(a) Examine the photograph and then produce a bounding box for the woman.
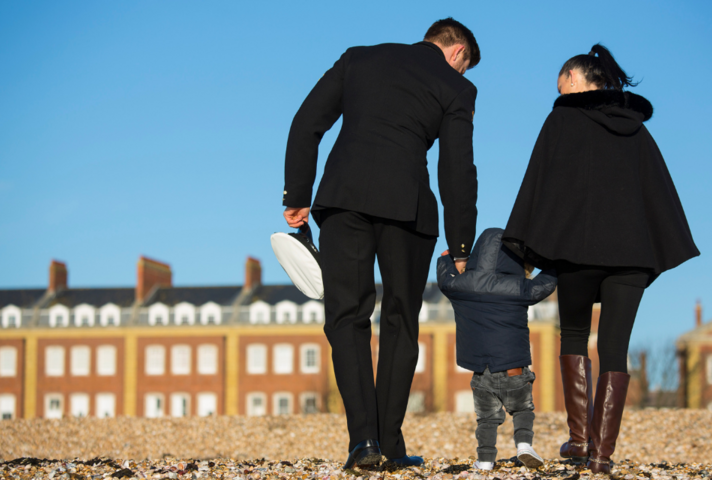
[503,44,699,474]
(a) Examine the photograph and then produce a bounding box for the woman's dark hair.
[559,44,638,90]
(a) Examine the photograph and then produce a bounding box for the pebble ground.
[1,410,710,479]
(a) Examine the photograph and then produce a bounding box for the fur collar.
[554,90,653,121]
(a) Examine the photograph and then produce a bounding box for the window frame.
[0,346,17,377]
[246,344,267,375]
[197,344,218,375]
[196,392,217,417]
[144,393,165,418]
[96,345,117,376]
[170,344,192,375]
[272,392,293,415]
[415,342,426,373]
[44,393,64,419]
[273,343,294,374]
[299,392,319,414]
[145,345,166,376]
[170,392,191,418]
[95,393,116,418]
[73,303,96,328]
[70,393,90,418]
[174,302,196,326]
[70,345,91,376]
[148,303,170,326]
[299,343,320,374]
[246,392,267,416]
[45,346,65,377]
[0,394,16,420]
[99,303,121,327]
[1,305,22,328]
[48,304,70,328]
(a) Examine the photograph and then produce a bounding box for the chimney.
[695,300,702,328]
[245,257,262,290]
[49,260,68,293]
[136,256,172,303]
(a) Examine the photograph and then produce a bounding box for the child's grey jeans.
[470,366,536,462]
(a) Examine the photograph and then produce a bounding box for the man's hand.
[441,249,467,275]
[284,207,310,228]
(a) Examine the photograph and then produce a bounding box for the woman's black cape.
[503,90,699,275]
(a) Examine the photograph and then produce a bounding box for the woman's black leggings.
[556,263,651,374]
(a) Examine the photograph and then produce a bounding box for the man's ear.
[569,69,577,86]
[451,44,466,63]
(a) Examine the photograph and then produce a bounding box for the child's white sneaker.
[516,443,543,468]
[474,461,494,471]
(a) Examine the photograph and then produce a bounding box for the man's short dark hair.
[424,18,480,69]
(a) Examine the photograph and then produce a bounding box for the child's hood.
[469,228,526,276]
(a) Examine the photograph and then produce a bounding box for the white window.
[45,346,65,376]
[300,392,319,414]
[275,301,298,324]
[407,391,426,413]
[246,344,267,374]
[171,393,190,417]
[197,392,217,417]
[301,301,324,324]
[145,345,166,375]
[419,302,430,322]
[45,394,63,419]
[249,301,270,324]
[197,344,218,375]
[246,392,266,416]
[0,394,16,420]
[96,345,117,376]
[529,342,534,369]
[300,344,320,374]
[70,393,90,417]
[49,304,70,328]
[199,302,222,325]
[174,302,196,326]
[454,346,470,373]
[99,303,121,327]
[95,393,115,418]
[0,346,17,377]
[415,343,426,373]
[171,345,191,375]
[455,390,475,413]
[148,303,169,326]
[707,355,712,385]
[273,344,294,374]
[1,305,22,328]
[70,345,91,376]
[273,392,293,415]
[145,393,165,418]
[74,304,96,327]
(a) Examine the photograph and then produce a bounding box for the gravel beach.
[1,410,710,478]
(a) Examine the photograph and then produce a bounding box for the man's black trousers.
[317,208,437,459]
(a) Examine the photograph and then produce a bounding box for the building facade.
[677,302,712,409]
[0,257,569,420]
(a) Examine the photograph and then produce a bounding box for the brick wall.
[36,337,124,418]
[0,338,25,419]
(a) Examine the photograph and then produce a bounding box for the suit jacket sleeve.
[438,85,478,257]
[283,51,348,208]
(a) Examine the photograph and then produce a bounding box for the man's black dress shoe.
[343,439,382,469]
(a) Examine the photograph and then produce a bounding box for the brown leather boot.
[587,371,630,474]
[559,355,593,462]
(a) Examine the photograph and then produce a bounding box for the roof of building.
[145,286,243,307]
[0,289,46,309]
[247,284,313,305]
[45,288,136,308]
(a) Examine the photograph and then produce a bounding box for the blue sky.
[1,1,710,348]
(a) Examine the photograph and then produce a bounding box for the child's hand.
[441,249,466,273]
[441,250,450,256]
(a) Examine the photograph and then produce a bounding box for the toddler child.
[437,227,557,470]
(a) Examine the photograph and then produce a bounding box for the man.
[283,18,480,468]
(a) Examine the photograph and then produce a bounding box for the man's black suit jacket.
[284,41,478,257]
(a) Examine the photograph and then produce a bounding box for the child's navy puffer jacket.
[437,227,557,373]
